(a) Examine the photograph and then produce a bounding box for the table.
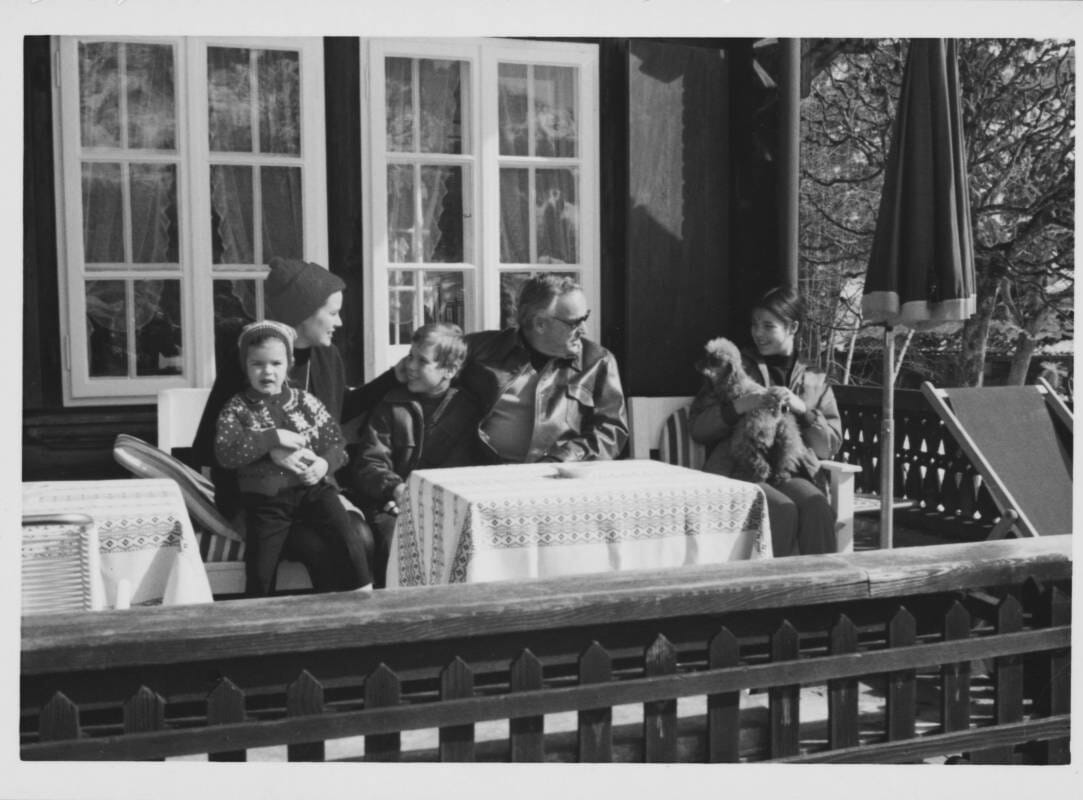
[388,459,772,587]
[22,479,213,608]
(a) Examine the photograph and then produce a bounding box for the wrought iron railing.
[834,386,1007,539]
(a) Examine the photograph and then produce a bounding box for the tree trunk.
[1006,331,1037,385]
[843,326,857,385]
[956,274,999,387]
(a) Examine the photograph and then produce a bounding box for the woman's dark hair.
[753,286,805,327]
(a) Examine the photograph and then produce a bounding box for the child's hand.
[276,430,307,450]
[297,455,328,486]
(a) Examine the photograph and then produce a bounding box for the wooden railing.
[21,537,1071,763]
[834,386,1005,539]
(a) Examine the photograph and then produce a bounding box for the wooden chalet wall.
[622,40,732,396]
[22,36,780,479]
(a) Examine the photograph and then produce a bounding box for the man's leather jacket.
[459,328,629,462]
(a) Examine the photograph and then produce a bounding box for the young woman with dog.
[689,286,842,556]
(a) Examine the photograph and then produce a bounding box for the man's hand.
[382,482,407,515]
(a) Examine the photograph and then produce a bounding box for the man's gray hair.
[515,273,582,328]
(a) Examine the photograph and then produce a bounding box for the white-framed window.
[361,38,600,374]
[53,36,327,405]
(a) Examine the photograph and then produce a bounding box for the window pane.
[82,162,124,263]
[79,41,120,148]
[499,168,529,263]
[258,49,300,155]
[126,43,176,150]
[388,270,416,345]
[534,66,577,158]
[420,165,463,263]
[85,280,128,376]
[536,168,578,264]
[387,164,416,262]
[499,272,530,330]
[211,165,254,264]
[389,269,465,343]
[261,166,303,260]
[423,270,465,328]
[419,59,464,154]
[129,163,178,263]
[498,63,528,156]
[208,47,253,152]
[134,279,182,376]
[214,279,259,330]
[386,57,414,153]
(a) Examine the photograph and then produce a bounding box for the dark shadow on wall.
[623,40,733,397]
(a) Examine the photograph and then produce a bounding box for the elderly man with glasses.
[459,273,629,464]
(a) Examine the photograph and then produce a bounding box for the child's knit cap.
[263,257,346,328]
[237,319,296,367]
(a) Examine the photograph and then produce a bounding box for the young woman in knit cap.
[214,321,371,595]
[193,257,401,594]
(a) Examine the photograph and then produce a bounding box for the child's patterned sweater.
[214,386,347,496]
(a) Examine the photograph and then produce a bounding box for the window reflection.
[85,279,183,377]
[389,270,465,344]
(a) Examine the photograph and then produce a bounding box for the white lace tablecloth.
[22,479,213,607]
[388,460,772,587]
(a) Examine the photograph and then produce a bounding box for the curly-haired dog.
[696,337,806,484]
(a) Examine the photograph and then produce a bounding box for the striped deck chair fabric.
[657,407,706,470]
[113,434,246,564]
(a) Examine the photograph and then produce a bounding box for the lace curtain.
[385,58,462,263]
[497,64,579,265]
[208,46,303,264]
[79,41,181,375]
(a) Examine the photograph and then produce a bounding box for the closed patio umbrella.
[861,38,977,547]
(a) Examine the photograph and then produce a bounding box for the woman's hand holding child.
[275,429,308,450]
[270,446,316,474]
[296,455,329,486]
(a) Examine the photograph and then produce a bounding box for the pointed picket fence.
[21,538,1071,763]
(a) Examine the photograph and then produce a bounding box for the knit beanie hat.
[263,256,346,328]
[237,319,296,368]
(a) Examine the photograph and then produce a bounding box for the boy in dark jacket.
[347,323,482,587]
[215,320,371,596]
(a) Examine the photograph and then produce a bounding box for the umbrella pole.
[880,326,895,548]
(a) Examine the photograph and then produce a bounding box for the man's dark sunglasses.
[549,309,591,329]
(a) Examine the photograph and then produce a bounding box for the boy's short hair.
[237,319,296,368]
[412,322,467,369]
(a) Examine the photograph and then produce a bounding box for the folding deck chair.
[921,378,1073,539]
